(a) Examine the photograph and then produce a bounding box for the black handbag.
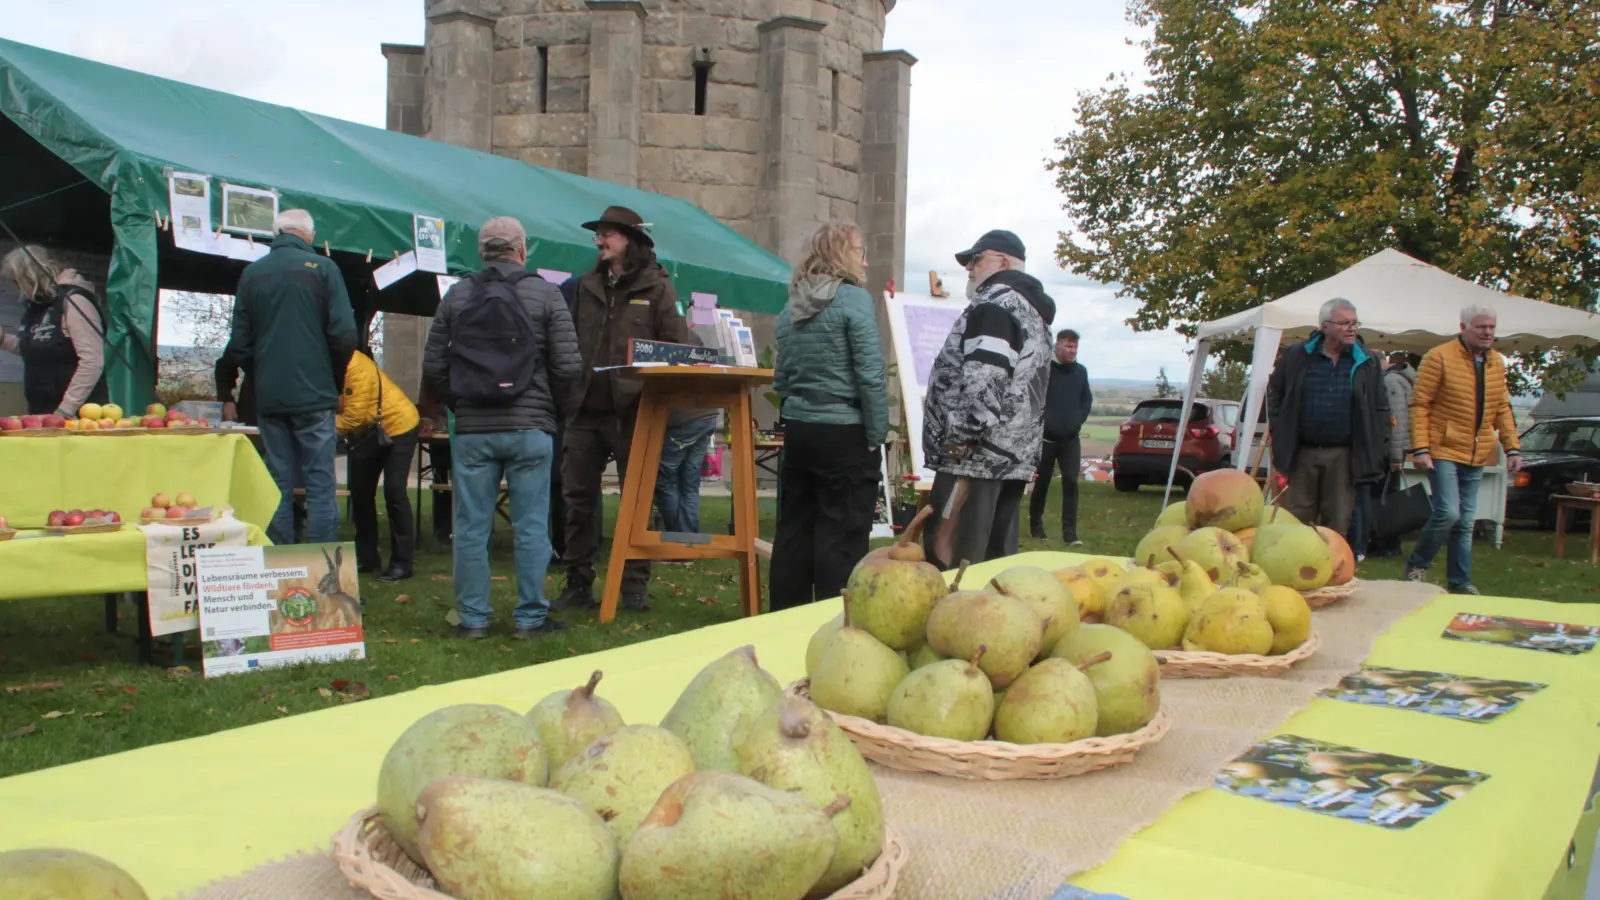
[340,365,393,460]
[1370,471,1432,541]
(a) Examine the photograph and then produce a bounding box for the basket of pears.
[333,659,908,900]
[794,509,1171,781]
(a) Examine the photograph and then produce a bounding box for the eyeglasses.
[963,252,993,272]
[1325,319,1361,329]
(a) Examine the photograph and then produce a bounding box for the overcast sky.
[0,0,1189,380]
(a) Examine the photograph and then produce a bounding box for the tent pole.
[1161,338,1211,511]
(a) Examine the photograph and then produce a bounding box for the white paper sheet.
[373,251,419,290]
[413,214,447,274]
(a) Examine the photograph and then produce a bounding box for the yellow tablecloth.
[0,433,279,600]
[0,551,1596,900]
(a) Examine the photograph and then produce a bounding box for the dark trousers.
[430,442,453,542]
[562,410,649,593]
[922,472,1025,571]
[550,417,567,560]
[1029,435,1081,540]
[348,426,418,572]
[1281,445,1355,533]
[769,421,881,611]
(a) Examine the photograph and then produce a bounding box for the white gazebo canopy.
[1162,248,1600,505]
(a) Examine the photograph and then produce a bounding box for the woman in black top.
[0,245,109,417]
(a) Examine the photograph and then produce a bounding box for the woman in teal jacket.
[769,222,890,610]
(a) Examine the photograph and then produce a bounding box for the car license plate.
[1140,439,1175,449]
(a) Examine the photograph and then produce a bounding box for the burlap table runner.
[183,580,1441,900]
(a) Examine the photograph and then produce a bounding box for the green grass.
[1,483,1593,778]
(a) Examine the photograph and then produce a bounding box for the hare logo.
[278,586,317,627]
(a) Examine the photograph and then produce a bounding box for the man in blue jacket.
[1030,329,1092,545]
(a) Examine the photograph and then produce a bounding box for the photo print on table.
[1214,733,1489,830]
[1320,666,1546,723]
[1442,613,1600,656]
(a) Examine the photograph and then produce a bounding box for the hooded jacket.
[922,270,1056,481]
[1265,333,1392,483]
[1384,363,1416,461]
[773,275,889,444]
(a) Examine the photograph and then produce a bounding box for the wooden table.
[602,366,772,623]
[1552,493,1600,565]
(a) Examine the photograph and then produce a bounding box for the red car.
[1111,398,1242,492]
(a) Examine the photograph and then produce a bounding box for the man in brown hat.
[557,206,690,612]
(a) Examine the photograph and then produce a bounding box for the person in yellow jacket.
[338,348,420,582]
[1404,305,1523,595]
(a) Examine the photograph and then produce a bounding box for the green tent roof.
[0,37,789,408]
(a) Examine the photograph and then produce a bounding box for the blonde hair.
[791,222,865,288]
[1,245,61,301]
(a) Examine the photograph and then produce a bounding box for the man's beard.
[965,274,982,301]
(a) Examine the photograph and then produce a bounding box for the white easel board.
[882,292,966,483]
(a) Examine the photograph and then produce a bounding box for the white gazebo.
[1163,248,1600,510]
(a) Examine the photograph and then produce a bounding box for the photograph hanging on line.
[1442,613,1599,656]
[221,184,279,237]
[1320,665,1546,723]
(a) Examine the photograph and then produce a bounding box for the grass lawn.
[2,482,1595,778]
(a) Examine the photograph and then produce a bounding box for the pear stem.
[901,505,935,546]
[988,577,1015,597]
[841,589,852,629]
[1166,547,1182,563]
[1075,650,1113,672]
[970,645,988,668]
[951,560,971,591]
[822,794,854,818]
[579,670,603,699]
[779,700,812,740]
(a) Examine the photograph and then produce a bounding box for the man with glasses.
[1404,304,1522,594]
[1265,297,1393,532]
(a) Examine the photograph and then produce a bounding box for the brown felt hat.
[582,205,654,248]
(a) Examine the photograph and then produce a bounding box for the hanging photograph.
[168,171,216,254]
[413,214,447,274]
[221,184,279,237]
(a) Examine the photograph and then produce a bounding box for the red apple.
[64,512,86,527]
[0,515,8,529]
[19,415,42,429]
[151,493,171,508]
[143,417,166,429]
[0,417,20,431]
[86,509,104,520]
[41,414,66,428]
[105,511,121,524]
[47,510,67,526]
[166,506,188,520]
[175,492,196,508]
[167,409,185,422]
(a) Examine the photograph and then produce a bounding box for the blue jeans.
[453,428,554,629]
[258,411,339,546]
[655,416,718,533]
[1407,460,1482,589]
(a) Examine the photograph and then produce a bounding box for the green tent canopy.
[0,37,790,410]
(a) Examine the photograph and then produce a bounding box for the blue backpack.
[449,267,540,404]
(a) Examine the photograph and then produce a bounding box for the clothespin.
[365,249,373,263]
[886,278,896,299]
[324,240,330,256]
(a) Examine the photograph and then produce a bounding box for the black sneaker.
[622,591,652,612]
[556,580,597,611]
[1029,521,1047,540]
[1403,566,1428,583]
[376,566,412,583]
[1449,584,1482,596]
[513,619,568,639]
[456,624,489,639]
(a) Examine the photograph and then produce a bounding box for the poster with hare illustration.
[194,543,365,678]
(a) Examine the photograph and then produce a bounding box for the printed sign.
[883,292,967,482]
[413,214,448,274]
[1442,613,1599,656]
[142,515,251,637]
[1320,666,1546,723]
[195,543,365,677]
[168,171,213,254]
[628,338,721,367]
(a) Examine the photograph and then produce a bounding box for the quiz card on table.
[1442,613,1599,656]
[1320,666,1546,723]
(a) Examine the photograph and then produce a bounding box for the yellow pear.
[1104,582,1189,650]
[1121,566,1178,590]
[1257,585,1312,654]
[1054,568,1105,623]
[1157,559,1216,614]
[1078,556,1132,598]
[1182,589,1273,655]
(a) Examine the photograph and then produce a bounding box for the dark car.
[1111,398,1242,492]
[1507,416,1600,529]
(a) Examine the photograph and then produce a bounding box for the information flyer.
[195,543,365,678]
[1442,613,1599,655]
[414,214,447,274]
[167,171,212,252]
[141,515,250,637]
[1320,666,1546,723]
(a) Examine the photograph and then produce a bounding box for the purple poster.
[905,306,962,389]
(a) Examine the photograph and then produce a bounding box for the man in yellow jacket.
[338,349,420,582]
[1405,305,1523,594]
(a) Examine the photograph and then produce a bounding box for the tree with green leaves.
[1051,0,1600,392]
[1153,367,1176,398]
[1199,358,1249,401]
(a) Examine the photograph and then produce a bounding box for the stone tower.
[380,0,915,398]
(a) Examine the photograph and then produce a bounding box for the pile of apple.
[143,491,202,521]
[67,402,208,431]
[46,508,123,528]
[0,413,67,431]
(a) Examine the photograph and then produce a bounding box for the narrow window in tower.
[537,45,550,113]
[829,68,840,131]
[693,48,713,116]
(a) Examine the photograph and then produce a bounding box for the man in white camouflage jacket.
[921,230,1057,569]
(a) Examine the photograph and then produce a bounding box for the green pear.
[1155,501,1188,527]
[661,646,782,771]
[990,565,1080,657]
[809,597,909,723]
[1156,556,1216,614]
[1183,588,1273,654]
[551,725,698,846]
[1220,560,1273,591]
[887,647,996,741]
[843,507,949,650]
[1174,526,1250,583]
[805,615,844,678]
[925,565,1046,690]
[1133,524,1190,568]
[1253,524,1333,590]
[736,695,886,896]
[992,654,1107,744]
[620,771,840,900]
[0,849,148,900]
[1259,505,1301,527]
[416,777,618,900]
[1051,625,1161,736]
[525,670,625,770]
[376,704,549,864]
[1103,581,1189,650]
[909,643,945,669]
[1258,585,1312,654]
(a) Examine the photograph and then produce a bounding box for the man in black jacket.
[1265,298,1392,532]
[1030,329,1092,544]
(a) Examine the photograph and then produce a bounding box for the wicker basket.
[139,513,212,526]
[1153,626,1322,679]
[0,528,16,542]
[43,522,124,535]
[0,428,69,437]
[329,806,908,900]
[1303,578,1361,609]
[788,680,1170,780]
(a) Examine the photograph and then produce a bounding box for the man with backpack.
[423,217,582,639]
